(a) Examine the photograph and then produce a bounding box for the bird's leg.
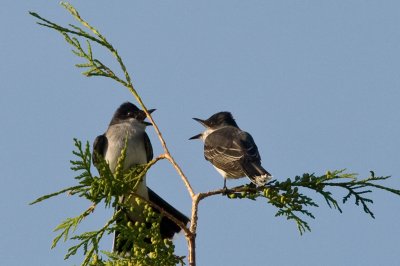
[247,182,256,189]
[222,178,230,195]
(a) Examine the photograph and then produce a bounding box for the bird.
[189,111,272,189]
[92,102,189,252]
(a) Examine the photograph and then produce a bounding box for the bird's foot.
[247,182,257,189]
[222,186,231,195]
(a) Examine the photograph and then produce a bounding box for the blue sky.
[1,1,400,265]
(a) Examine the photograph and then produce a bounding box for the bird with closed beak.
[190,111,272,189]
[93,102,189,252]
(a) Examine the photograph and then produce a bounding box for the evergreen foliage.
[30,3,400,265]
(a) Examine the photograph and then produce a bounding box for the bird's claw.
[222,186,231,195]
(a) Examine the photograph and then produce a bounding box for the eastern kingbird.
[190,111,272,188]
[93,102,189,252]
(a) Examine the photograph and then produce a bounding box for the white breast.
[105,120,149,200]
[200,128,216,141]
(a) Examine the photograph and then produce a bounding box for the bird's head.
[189,111,238,140]
[110,102,156,127]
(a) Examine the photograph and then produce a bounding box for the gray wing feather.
[143,132,153,163]
[92,134,107,167]
[237,131,271,184]
[204,127,251,176]
[237,131,261,162]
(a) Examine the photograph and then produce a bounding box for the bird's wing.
[143,132,153,163]
[92,134,108,167]
[204,127,244,175]
[236,131,261,162]
[237,131,271,185]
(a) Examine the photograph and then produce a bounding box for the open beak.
[142,109,156,126]
[190,117,206,140]
[192,117,206,126]
[189,133,202,140]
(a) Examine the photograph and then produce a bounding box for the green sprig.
[30,138,169,265]
[226,169,400,235]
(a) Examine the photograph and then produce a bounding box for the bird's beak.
[192,117,206,127]
[141,109,156,126]
[142,121,153,126]
[190,118,206,140]
[189,133,202,140]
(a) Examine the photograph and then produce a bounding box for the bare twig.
[30,5,400,266]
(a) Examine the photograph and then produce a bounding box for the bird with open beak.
[190,111,272,189]
[93,102,189,252]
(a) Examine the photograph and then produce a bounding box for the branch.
[51,204,97,250]
[193,170,400,235]
[30,2,195,199]
[30,4,400,266]
[30,185,85,205]
[64,207,119,264]
[129,192,192,237]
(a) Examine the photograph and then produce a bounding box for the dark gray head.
[189,111,238,140]
[109,102,155,126]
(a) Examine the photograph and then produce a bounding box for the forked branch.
[29,4,400,266]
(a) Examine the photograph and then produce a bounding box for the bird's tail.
[147,187,190,239]
[113,188,189,253]
[241,161,272,186]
